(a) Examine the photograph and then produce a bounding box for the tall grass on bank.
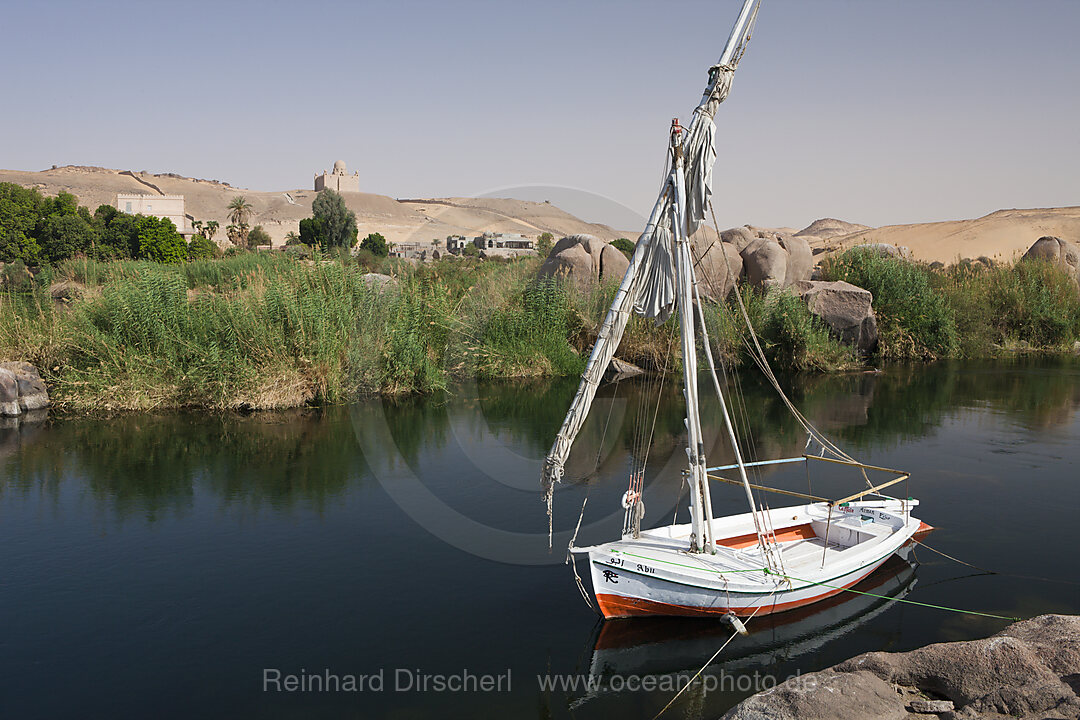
[57,261,387,409]
[821,249,958,360]
[7,247,1077,411]
[477,277,584,379]
[381,275,454,394]
[822,248,1080,360]
[935,259,1080,354]
[700,287,859,373]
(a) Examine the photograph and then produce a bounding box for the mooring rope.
[913,538,1080,588]
[764,568,1022,621]
[650,590,777,720]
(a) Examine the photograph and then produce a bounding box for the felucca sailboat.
[541,0,931,620]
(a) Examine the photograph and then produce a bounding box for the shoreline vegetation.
[2,245,1080,412]
[3,178,1079,412]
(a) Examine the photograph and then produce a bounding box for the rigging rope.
[706,200,877,492]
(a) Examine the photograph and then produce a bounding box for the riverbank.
[722,614,1080,719]
[1,250,1079,411]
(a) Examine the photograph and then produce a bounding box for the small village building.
[315,160,360,193]
[388,240,440,261]
[445,235,469,253]
[446,232,535,257]
[475,232,535,258]
[115,193,192,235]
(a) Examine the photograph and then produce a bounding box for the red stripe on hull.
[595,566,881,619]
[913,521,934,542]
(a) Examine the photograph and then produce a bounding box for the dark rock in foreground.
[722,614,1080,720]
[0,362,49,415]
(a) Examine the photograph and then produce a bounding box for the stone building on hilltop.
[314,160,360,193]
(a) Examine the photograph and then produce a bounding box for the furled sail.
[541,0,762,537]
[541,194,675,537]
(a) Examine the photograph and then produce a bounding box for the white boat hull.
[581,499,931,619]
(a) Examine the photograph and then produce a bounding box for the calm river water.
[2,359,1079,718]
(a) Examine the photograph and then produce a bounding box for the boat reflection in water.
[572,551,918,708]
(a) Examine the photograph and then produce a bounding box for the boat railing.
[700,455,911,508]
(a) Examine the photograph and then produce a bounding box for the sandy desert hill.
[819,207,1080,264]
[3,166,1076,263]
[0,166,627,247]
[795,218,872,240]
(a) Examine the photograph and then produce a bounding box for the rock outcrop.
[49,280,86,302]
[359,273,400,292]
[720,226,758,253]
[0,368,18,416]
[0,362,49,416]
[741,236,789,289]
[723,614,1080,720]
[792,280,879,354]
[796,218,873,240]
[1022,236,1080,285]
[603,357,644,384]
[537,234,629,290]
[851,243,913,260]
[739,233,813,290]
[693,239,743,301]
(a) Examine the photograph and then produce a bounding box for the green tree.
[192,219,220,242]
[462,243,480,258]
[187,234,219,260]
[227,196,253,226]
[227,196,253,246]
[284,231,302,245]
[94,205,142,259]
[36,212,97,263]
[311,189,358,249]
[536,232,554,258]
[0,183,45,264]
[358,232,388,257]
[137,217,186,263]
[611,237,635,258]
[299,217,324,247]
[248,225,271,247]
[226,222,249,247]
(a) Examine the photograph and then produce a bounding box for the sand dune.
[795,218,872,240]
[824,207,1080,264]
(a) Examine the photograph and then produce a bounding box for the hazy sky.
[3,0,1078,231]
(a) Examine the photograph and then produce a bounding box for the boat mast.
[541,0,764,548]
[672,0,763,554]
[670,121,715,553]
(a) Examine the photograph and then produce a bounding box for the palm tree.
[227,196,253,226]
[226,197,253,246]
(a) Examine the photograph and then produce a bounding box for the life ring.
[621,492,645,520]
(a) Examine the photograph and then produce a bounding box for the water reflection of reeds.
[2,358,1077,518]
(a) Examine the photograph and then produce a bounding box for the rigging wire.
[706,200,875,487]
